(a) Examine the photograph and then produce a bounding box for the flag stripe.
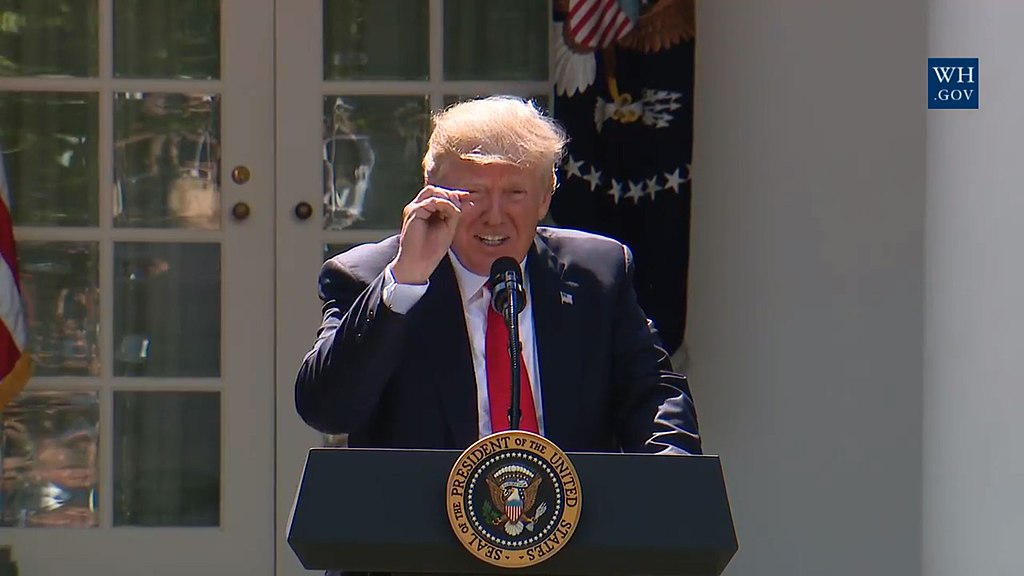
[568,0,633,49]
[613,16,633,45]
[0,313,23,370]
[598,11,630,46]
[0,257,27,347]
[0,185,19,287]
[579,0,614,47]
[0,346,31,408]
[567,0,600,29]
[1,143,31,401]
[568,0,603,44]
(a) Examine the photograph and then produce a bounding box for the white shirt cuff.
[382,262,429,314]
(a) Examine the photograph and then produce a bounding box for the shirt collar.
[448,249,528,306]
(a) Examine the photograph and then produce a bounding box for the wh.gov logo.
[929,58,978,109]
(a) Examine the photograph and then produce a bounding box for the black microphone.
[489,257,527,321]
[489,257,527,430]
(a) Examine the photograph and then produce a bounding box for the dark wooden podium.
[288,448,737,575]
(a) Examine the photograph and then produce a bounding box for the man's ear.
[537,168,557,219]
[538,189,553,220]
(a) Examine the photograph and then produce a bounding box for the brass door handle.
[231,165,251,184]
[294,202,314,221]
[231,202,251,221]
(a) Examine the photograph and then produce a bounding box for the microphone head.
[489,256,527,314]
[489,256,521,280]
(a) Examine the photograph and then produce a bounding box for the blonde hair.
[423,95,568,190]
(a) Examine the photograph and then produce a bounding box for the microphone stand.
[504,277,523,431]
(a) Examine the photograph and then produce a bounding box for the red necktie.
[485,302,539,434]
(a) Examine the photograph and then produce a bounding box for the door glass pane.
[0,0,100,77]
[1,391,100,528]
[323,0,428,80]
[113,0,220,80]
[113,391,220,527]
[444,0,547,81]
[113,92,221,229]
[0,91,99,227]
[322,95,428,230]
[113,243,220,377]
[17,242,101,377]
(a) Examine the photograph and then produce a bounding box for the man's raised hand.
[391,186,469,284]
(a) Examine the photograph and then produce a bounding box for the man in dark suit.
[295,96,700,455]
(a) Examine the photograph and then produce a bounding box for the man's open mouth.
[476,235,508,247]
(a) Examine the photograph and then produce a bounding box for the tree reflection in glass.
[444,0,548,81]
[113,242,220,377]
[113,0,219,80]
[0,92,99,227]
[321,95,428,230]
[16,242,100,377]
[1,391,99,528]
[113,92,220,229]
[323,0,428,81]
[0,0,100,77]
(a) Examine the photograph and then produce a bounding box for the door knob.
[231,202,251,221]
[231,165,251,184]
[294,201,314,221]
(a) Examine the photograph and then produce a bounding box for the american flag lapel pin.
[560,291,573,305]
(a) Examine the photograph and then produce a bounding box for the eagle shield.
[505,489,523,523]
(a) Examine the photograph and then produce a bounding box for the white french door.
[3,0,275,574]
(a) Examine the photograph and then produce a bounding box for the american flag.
[1,147,31,408]
[552,0,696,355]
[565,0,636,50]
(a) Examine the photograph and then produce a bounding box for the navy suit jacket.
[295,227,700,454]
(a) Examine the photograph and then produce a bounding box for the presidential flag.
[551,0,694,354]
[1,146,32,408]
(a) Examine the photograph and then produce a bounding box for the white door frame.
[273,3,329,576]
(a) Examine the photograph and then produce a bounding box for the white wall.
[688,2,926,574]
[924,2,1024,575]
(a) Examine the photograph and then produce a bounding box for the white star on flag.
[645,176,660,199]
[583,166,602,191]
[563,155,584,179]
[607,179,624,204]
[625,181,645,204]
[664,168,685,193]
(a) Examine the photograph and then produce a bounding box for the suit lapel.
[528,236,581,446]
[415,256,479,447]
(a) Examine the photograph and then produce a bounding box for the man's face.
[432,159,552,276]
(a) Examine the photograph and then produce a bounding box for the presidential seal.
[446,430,582,568]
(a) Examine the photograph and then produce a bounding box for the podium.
[288,447,737,575]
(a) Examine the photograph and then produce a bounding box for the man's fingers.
[411,186,435,202]
[411,185,471,208]
[430,185,472,205]
[404,196,461,223]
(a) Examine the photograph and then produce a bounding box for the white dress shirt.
[382,251,545,438]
